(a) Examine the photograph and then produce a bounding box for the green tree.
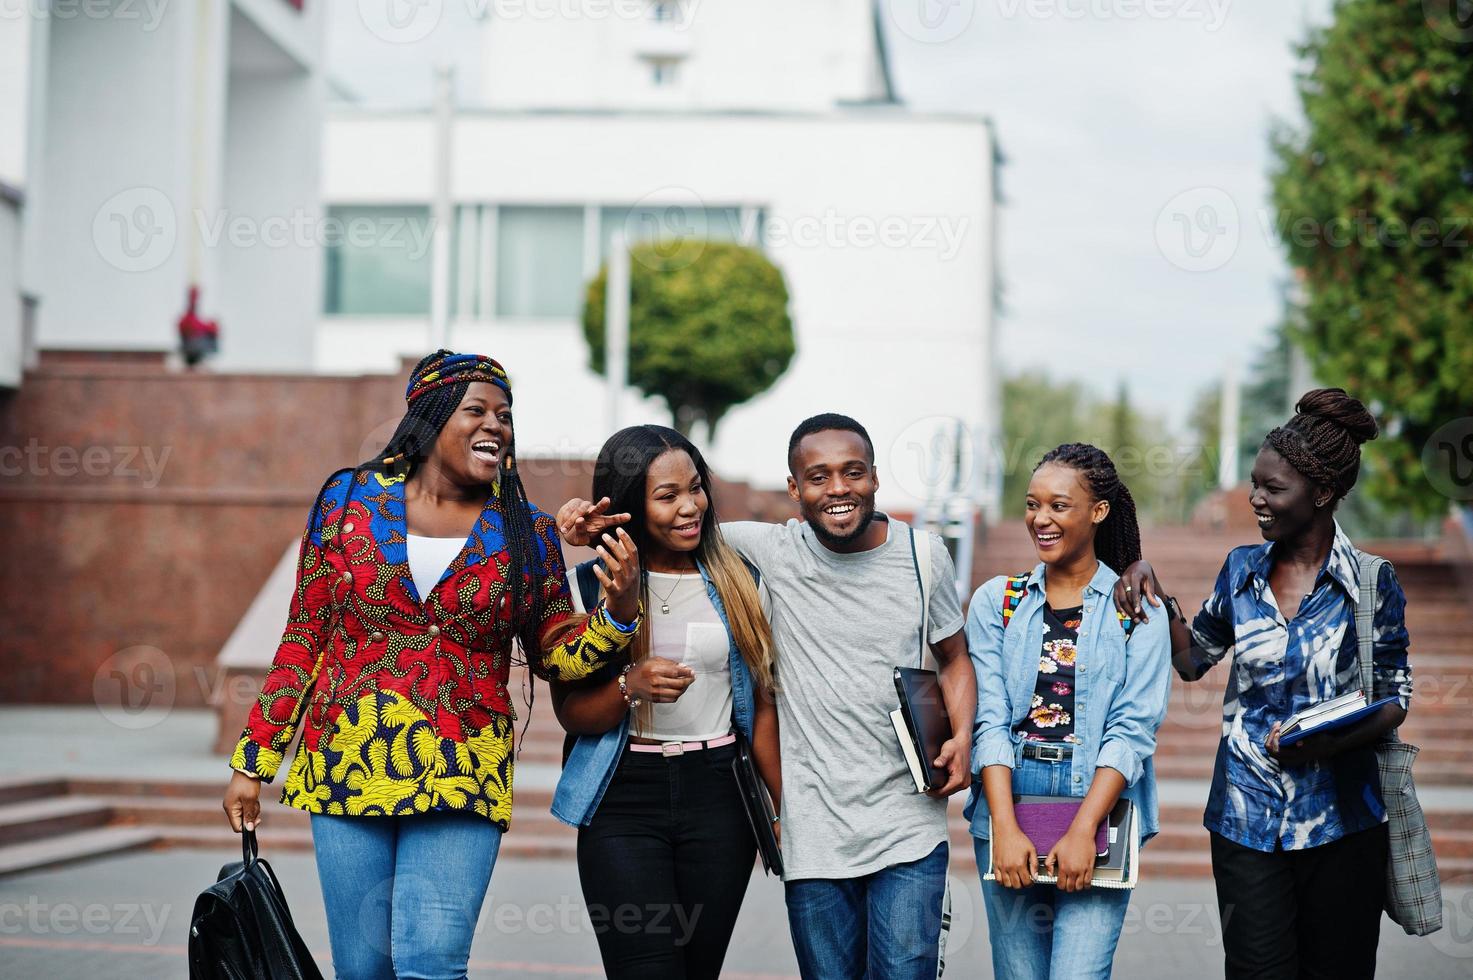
[583,241,795,438]
[1270,0,1473,516]
[999,375,1173,522]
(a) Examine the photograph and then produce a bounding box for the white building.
[0,0,327,382]
[320,0,1002,514]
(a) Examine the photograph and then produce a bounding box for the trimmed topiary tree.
[582,240,795,439]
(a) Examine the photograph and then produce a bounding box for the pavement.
[3,706,1472,978]
[2,847,1472,979]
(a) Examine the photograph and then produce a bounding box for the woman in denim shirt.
[1114,390,1411,980]
[548,425,781,980]
[967,444,1172,980]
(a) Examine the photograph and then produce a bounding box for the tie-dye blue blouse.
[1187,523,1412,852]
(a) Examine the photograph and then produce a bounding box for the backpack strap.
[999,570,1135,636]
[571,559,603,615]
[1001,573,1030,629]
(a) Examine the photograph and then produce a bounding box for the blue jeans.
[975,757,1132,980]
[784,841,948,980]
[310,811,503,980]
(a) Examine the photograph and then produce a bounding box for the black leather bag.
[188,829,324,980]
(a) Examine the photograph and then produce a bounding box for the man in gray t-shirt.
[723,414,975,980]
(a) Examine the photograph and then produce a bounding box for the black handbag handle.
[241,827,258,867]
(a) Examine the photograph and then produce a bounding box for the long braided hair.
[355,350,547,662]
[1262,388,1378,504]
[1035,443,1142,574]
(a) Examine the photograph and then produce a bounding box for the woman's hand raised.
[595,529,641,626]
[557,497,632,547]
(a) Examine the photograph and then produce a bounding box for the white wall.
[215,2,326,371]
[33,3,196,353]
[481,0,888,111]
[28,0,324,363]
[0,199,22,387]
[318,108,997,509]
[0,14,33,190]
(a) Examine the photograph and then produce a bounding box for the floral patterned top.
[1014,603,1083,743]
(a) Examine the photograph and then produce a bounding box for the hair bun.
[1294,387,1378,445]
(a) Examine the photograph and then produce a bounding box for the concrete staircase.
[0,774,580,878]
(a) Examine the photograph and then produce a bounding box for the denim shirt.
[550,559,758,827]
[964,561,1172,842]
[1189,523,1412,851]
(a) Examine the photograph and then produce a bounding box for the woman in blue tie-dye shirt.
[1113,389,1411,980]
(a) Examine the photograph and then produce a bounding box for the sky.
[326,0,1338,428]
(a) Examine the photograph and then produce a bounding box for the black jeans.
[576,743,757,980]
[1210,823,1389,980]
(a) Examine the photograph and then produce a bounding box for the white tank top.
[641,571,734,742]
[405,534,464,598]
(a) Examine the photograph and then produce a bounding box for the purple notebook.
[1014,796,1108,857]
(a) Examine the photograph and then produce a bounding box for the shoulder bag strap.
[1355,551,1387,700]
[909,528,933,669]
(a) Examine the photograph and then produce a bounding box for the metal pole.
[605,231,630,433]
[428,65,454,351]
[1219,360,1240,491]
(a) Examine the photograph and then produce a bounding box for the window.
[600,205,748,258]
[650,1,679,22]
[323,206,433,315]
[495,206,585,318]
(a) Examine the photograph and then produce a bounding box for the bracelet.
[618,663,643,710]
[604,604,638,634]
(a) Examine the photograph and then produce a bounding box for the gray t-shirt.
[722,516,964,881]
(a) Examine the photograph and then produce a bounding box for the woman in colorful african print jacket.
[221,351,643,980]
[1115,389,1412,980]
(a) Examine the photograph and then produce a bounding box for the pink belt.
[628,732,737,757]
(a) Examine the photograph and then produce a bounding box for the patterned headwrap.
[405,351,511,405]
